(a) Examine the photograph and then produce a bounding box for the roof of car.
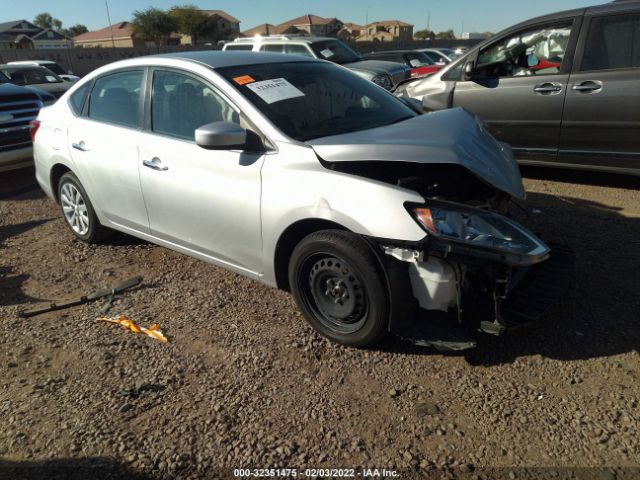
[153,51,320,69]
[365,50,417,54]
[230,36,338,44]
[0,64,48,70]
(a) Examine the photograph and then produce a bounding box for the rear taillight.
[29,120,40,141]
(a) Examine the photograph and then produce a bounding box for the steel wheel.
[302,253,369,335]
[60,182,90,236]
[289,230,389,346]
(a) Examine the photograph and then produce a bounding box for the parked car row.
[395,0,640,175]
[0,71,55,172]
[222,36,411,90]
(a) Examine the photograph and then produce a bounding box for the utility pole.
[105,0,116,49]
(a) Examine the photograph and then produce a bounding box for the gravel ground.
[0,166,639,480]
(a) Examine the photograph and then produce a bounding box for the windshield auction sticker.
[245,78,305,104]
[320,48,335,58]
[233,75,255,85]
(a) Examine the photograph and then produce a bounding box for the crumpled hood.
[308,108,525,199]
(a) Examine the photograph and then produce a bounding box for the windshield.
[43,63,66,75]
[309,40,361,64]
[218,62,416,142]
[1,67,63,85]
[410,52,437,67]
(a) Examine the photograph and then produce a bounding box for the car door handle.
[572,81,603,93]
[71,141,89,152]
[142,157,168,171]
[533,83,563,94]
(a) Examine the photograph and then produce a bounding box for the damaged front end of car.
[376,201,573,351]
[310,108,574,350]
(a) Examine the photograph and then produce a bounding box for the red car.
[362,50,443,78]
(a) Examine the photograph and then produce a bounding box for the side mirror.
[195,121,247,150]
[463,61,475,81]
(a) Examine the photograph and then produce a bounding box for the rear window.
[581,14,640,71]
[224,44,253,51]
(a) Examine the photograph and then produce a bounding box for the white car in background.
[8,60,79,82]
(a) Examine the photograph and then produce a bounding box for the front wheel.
[288,230,389,347]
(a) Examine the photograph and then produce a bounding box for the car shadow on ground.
[521,165,640,191]
[0,220,52,307]
[0,457,153,480]
[0,167,43,201]
[382,186,640,366]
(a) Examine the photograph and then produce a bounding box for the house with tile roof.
[278,14,344,37]
[73,22,143,48]
[241,23,302,37]
[361,20,414,41]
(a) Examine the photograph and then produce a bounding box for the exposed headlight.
[372,73,392,90]
[411,204,549,258]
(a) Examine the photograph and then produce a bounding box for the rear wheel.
[58,172,108,243]
[288,230,389,346]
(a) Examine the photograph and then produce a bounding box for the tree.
[169,5,217,45]
[435,29,456,40]
[414,29,435,40]
[131,7,177,46]
[34,12,63,31]
[63,24,89,38]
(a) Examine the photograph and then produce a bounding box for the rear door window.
[88,70,143,128]
[581,14,640,71]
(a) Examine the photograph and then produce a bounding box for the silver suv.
[223,36,409,90]
[33,52,572,349]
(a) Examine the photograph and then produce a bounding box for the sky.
[11,0,604,34]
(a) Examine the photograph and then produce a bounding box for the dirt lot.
[1,166,639,480]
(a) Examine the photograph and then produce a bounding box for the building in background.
[277,14,344,37]
[179,10,241,45]
[241,23,301,37]
[73,22,142,48]
[0,20,72,49]
[361,20,414,42]
[338,22,365,42]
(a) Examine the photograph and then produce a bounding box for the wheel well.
[274,219,349,291]
[50,164,71,203]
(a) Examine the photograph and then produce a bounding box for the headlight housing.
[372,73,392,90]
[410,203,549,259]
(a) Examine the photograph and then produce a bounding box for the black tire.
[57,172,109,243]
[288,230,389,347]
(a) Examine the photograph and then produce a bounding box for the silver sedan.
[32,52,571,349]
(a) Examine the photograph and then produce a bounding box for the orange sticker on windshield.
[233,75,256,85]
